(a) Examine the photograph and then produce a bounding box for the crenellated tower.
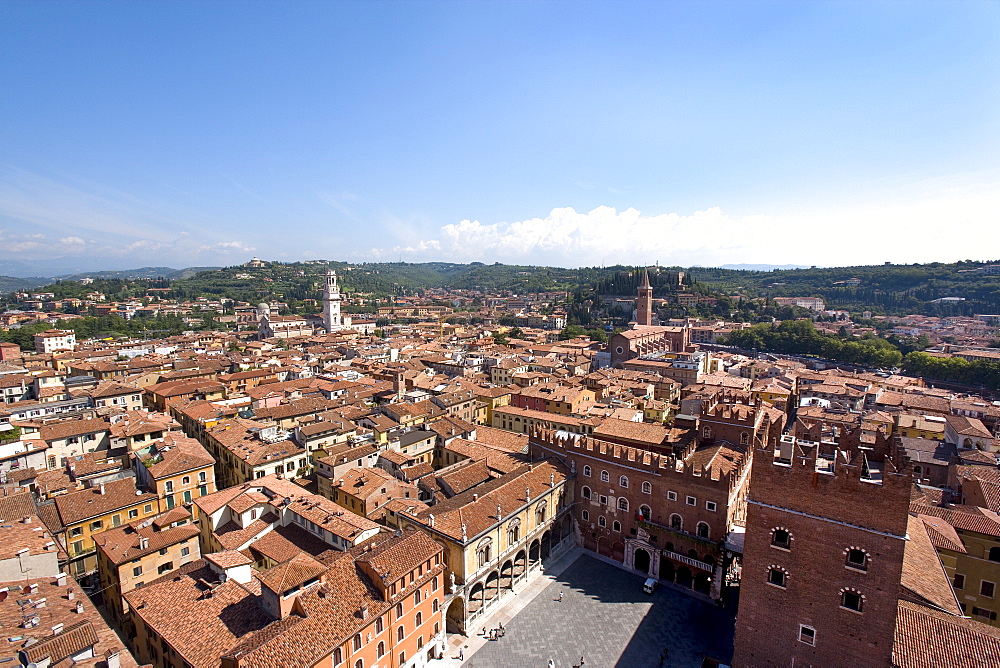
[732,435,912,667]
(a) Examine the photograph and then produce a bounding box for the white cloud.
[369,180,1000,267]
[198,240,256,253]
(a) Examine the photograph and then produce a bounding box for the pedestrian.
[558,591,564,602]
[481,627,486,636]
[580,656,585,666]
[548,660,555,668]
[459,648,464,661]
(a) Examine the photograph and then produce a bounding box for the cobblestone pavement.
[463,553,734,668]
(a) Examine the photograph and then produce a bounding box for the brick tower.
[732,436,911,667]
[637,268,653,326]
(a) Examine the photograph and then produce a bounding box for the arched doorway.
[561,515,572,542]
[694,572,712,595]
[541,531,552,559]
[676,566,693,589]
[529,540,540,565]
[446,597,465,634]
[659,556,675,582]
[633,547,651,574]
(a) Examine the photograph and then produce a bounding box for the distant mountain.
[54,267,181,281]
[716,264,812,271]
[0,275,50,293]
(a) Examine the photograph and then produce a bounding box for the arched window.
[598,515,606,527]
[583,465,592,477]
[582,509,589,521]
[536,502,547,524]
[432,576,438,591]
[703,426,712,438]
[376,617,384,634]
[639,504,652,520]
[840,589,864,612]
[416,612,422,626]
[333,648,342,665]
[619,475,629,488]
[612,520,621,532]
[478,543,492,568]
[582,486,591,500]
[617,497,629,511]
[508,522,520,545]
[353,634,362,651]
[768,566,787,588]
[398,625,405,642]
[414,589,421,604]
[670,514,682,530]
[355,660,363,668]
[396,602,404,619]
[846,548,868,570]
[740,432,749,445]
[377,642,385,658]
[771,528,791,549]
[600,470,610,482]
[641,481,652,494]
[697,522,710,539]
[432,598,439,612]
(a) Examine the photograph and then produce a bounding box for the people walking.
[548,660,555,668]
[558,591,564,602]
[459,648,464,661]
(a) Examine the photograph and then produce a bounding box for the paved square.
[464,554,734,668]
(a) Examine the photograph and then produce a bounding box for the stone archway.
[469,582,485,614]
[659,556,675,582]
[446,596,466,634]
[541,531,552,559]
[514,550,527,579]
[500,560,513,590]
[529,539,540,565]
[633,547,651,574]
[676,566,693,589]
[694,572,712,595]
[485,570,500,602]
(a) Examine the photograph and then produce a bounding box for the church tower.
[636,268,653,326]
[322,269,342,333]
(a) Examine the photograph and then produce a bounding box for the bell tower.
[637,268,653,326]
[322,269,342,332]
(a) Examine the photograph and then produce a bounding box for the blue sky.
[1,0,998,273]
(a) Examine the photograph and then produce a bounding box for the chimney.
[56,572,67,587]
[51,623,63,635]
[99,483,106,495]
[75,601,84,614]
[67,588,75,600]
[139,536,149,550]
